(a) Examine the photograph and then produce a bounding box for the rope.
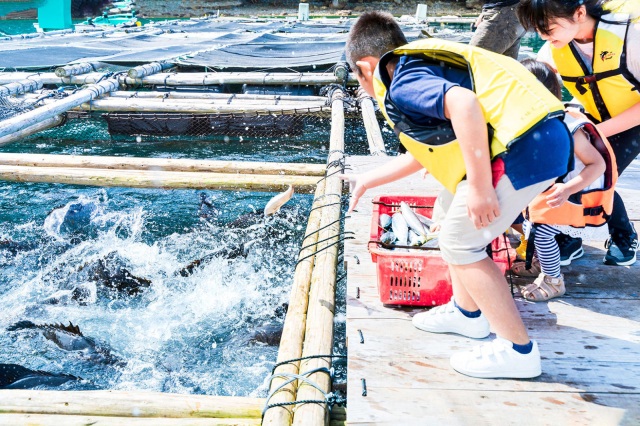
[295,235,355,266]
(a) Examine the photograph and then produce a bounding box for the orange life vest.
[526,109,617,228]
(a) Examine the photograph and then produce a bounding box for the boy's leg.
[440,176,554,344]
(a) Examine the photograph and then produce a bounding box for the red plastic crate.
[368,195,515,307]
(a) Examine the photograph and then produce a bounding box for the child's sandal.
[511,258,541,277]
[521,273,566,302]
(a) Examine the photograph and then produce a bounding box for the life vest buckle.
[583,206,604,216]
[575,75,596,95]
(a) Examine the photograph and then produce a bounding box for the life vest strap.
[561,69,623,95]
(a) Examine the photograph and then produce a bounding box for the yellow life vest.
[373,38,564,193]
[526,109,618,228]
[551,13,640,122]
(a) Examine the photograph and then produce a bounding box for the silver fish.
[391,212,409,246]
[400,202,428,238]
[380,231,396,245]
[263,185,294,216]
[415,213,434,230]
[379,213,392,230]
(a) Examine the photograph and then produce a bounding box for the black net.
[0,94,35,120]
[102,108,332,139]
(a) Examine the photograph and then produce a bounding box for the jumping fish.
[391,213,409,246]
[263,185,294,216]
[400,202,429,238]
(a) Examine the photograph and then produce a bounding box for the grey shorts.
[470,4,525,59]
[434,176,555,265]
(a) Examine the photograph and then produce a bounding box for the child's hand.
[467,185,500,229]
[339,174,368,212]
[545,183,570,208]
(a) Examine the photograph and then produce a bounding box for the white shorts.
[434,176,555,265]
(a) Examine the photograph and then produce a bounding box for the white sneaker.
[412,298,490,339]
[450,337,542,379]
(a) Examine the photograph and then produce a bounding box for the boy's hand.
[339,174,368,212]
[545,183,570,208]
[467,184,500,229]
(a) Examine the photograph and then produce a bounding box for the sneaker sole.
[412,321,490,339]
[559,247,584,266]
[451,365,542,379]
[603,253,637,266]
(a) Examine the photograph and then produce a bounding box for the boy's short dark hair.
[345,11,407,74]
[521,58,563,100]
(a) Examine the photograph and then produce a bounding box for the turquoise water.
[0,110,359,394]
[0,17,187,35]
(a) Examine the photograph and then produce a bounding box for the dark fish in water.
[85,252,151,296]
[176,243,249,277]
[0,239,37,256]
[0,363,80,389]
[8,321,123,366]
[249,324,283,346]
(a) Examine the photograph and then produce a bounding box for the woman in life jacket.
[517,0,640,267]
[512,59,617,302]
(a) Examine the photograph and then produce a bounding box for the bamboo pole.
[54,62,100,78]
[0,166,319,192]
[357,87,387,156]
[0,72,358,87]
[0,414,261,425]
[291,89,345,426]
[262,179,327,426]
[108,91,327,103]
[72,98,327,114]
[128,62,175,79]
[0,78,43,97]
[0,390,263,418]
[0,115,65,146]
[0,153,327,176]
[0,79,119,140]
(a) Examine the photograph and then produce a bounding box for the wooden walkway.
[344,155,640,425]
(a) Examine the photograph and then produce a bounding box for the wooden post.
[0,79,118,140]
[0,153,327,176]
[128,61,175,79]
[0,78,43,96]
[0,166,319,192]
[262,179,327,426]
[292,89,345,426]
[0,115,65,146]
[357,87,387,156]
[0,390,263,418]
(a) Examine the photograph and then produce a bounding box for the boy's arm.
[545,130,606,208]
[443,86,500,229]
[340,153,423,212]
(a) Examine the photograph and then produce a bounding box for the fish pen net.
[101,107,333,139]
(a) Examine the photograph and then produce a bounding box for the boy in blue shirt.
[341,12,573,378]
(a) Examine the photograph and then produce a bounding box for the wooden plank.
[347,389,638,425]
